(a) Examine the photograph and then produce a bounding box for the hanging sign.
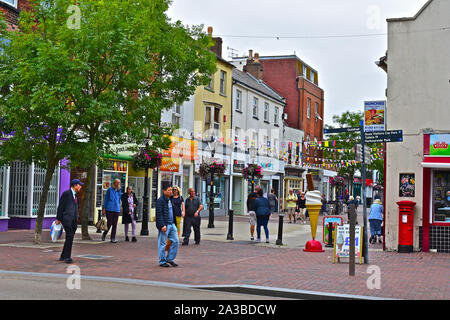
[364,100,386,132]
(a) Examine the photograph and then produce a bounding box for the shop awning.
[421,156,450,169]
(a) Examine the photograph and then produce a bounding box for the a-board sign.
[332,224,363,265]
[323,216,344,244]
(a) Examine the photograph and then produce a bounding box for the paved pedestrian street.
[0,212,448,300]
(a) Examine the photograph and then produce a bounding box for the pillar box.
[396,200,416,253]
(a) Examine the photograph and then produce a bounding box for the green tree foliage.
[0,0,216,242]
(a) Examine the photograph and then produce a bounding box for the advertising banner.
[364,101,386,132]
[429,134,450,156]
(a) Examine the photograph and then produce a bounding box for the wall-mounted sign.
[160,157,181,173]
[399,173,415,197]
[103,160,128,172]
[430,134,450,156]
[364,101,386,132]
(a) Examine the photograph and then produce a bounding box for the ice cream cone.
[305,204,322,240]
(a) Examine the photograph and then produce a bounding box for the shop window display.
[433,170,450,223]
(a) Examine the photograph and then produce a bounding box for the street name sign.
[324,127,360,134]
[364,130,403,143]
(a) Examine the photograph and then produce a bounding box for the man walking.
[55,179,83,264]
[182,188,203,246]
[246,185,260,241]
[156,185,179,267]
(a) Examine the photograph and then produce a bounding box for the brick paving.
[0,222,449,300]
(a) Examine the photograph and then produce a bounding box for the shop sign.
[103,160,128,172]
[232,161,245,174]
[162,136,199,160]
[430,134,450,156]
[160,157,180,172]
[333,224,363,265]
[364,100,386,132]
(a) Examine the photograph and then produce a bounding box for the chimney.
[208,26,223,58]
[243,50,264,80]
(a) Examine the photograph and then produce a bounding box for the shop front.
[283,166,305,210]
[231,155,246,216]
[421,133,450,252]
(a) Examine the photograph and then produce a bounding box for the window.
[172,113,180,126]
[252,97,259,118]
[274,106,279,125]
[307,98,311,119]
[310,70,315,82]
[235,90,242,111]
[220,70,226,95]
[1,0,17,8]
[307,134,310,142]
[273,138,279,155]
[234,127,241,148]
[205,106,220,132]
[302,65,307,78]
[264,102,269,122]
[432,170,450,223]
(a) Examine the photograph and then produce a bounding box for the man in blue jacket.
[102,179,122,243]
[156,185,179,267]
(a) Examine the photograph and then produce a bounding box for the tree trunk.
[34,160,57,245]
[81,163,95,240]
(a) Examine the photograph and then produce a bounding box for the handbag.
[96,216,108,231]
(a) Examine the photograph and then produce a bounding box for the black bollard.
[227,209,234,240]
[276,212,285,246]
[325,222,334,247]
[96,209,102,233]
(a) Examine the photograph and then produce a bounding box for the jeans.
[369,219,382,237]
[158,223,178,265]
[256,216,270,240]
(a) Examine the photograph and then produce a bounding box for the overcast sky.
[167,0,428,126]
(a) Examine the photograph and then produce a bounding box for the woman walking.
[296,192,307,224]
[369,199,383,244]
[121,186,139,242]
[166,186,185,251]
[102,179,122,243]
[254,188,272,243]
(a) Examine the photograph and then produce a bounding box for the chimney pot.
[249,49,253,60]
[207,26,213,36]
[254,53,259,62]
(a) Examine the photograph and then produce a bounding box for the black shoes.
[101,232,106,241]
[132,237,137,242]
[167,261,178,267]
[159,263,170,267]
[182,242,188,246]
[125,236,129,242]
[65,258,73,264]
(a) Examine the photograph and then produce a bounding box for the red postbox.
[397,200,416,253]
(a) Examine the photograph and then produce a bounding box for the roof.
[387,0,433,22]
[232,69,286,105]
[231,54,318,74]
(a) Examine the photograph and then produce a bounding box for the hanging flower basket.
[330,176,346,188]
[198,159,226,179]
[242,164,263,180]
[132,148,162,170]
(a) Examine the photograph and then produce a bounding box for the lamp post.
[208,171,215,228]
[249,146,257,192]
[140,141,150,236]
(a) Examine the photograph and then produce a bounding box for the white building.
[231,63,286,215]
[377,0,450,252]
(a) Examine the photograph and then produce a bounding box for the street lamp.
[140,140,150,236]
[249,146,257,192]
[208,136,217,229]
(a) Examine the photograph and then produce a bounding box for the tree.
[324,110,384,196]
[0,0,216,243]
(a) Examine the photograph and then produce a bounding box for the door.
[232,177,244,215]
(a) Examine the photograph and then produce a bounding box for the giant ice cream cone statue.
[303,174,324,252]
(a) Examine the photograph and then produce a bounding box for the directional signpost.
[364,130,403,143]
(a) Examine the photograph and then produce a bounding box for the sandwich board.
[332,224,363,265]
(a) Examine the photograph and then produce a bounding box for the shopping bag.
[50,221,63,242]
[96,216,108,231]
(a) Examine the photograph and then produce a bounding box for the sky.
[166,0,429,126]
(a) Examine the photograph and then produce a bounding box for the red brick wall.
[1,0,30,29]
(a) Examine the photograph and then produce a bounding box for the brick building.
[0,0,30,30]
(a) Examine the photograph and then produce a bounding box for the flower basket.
[242,164,263,180]
[330,176,346,188]
[198,159,226,179]
[132,148,162,170]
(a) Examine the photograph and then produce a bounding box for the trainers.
[250,237,254,241]
[256,238,261,243]
[266,239,270,243]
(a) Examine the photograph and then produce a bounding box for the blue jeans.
[369,219,382,237]
[256,216,270,240]
[158,223,178,265]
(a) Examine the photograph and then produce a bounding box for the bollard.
[96,209,102,233]
[325,222,334,247]
[226,209,234,240]
[276,212,285,246]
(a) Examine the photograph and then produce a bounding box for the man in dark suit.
[55,179,84,264]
